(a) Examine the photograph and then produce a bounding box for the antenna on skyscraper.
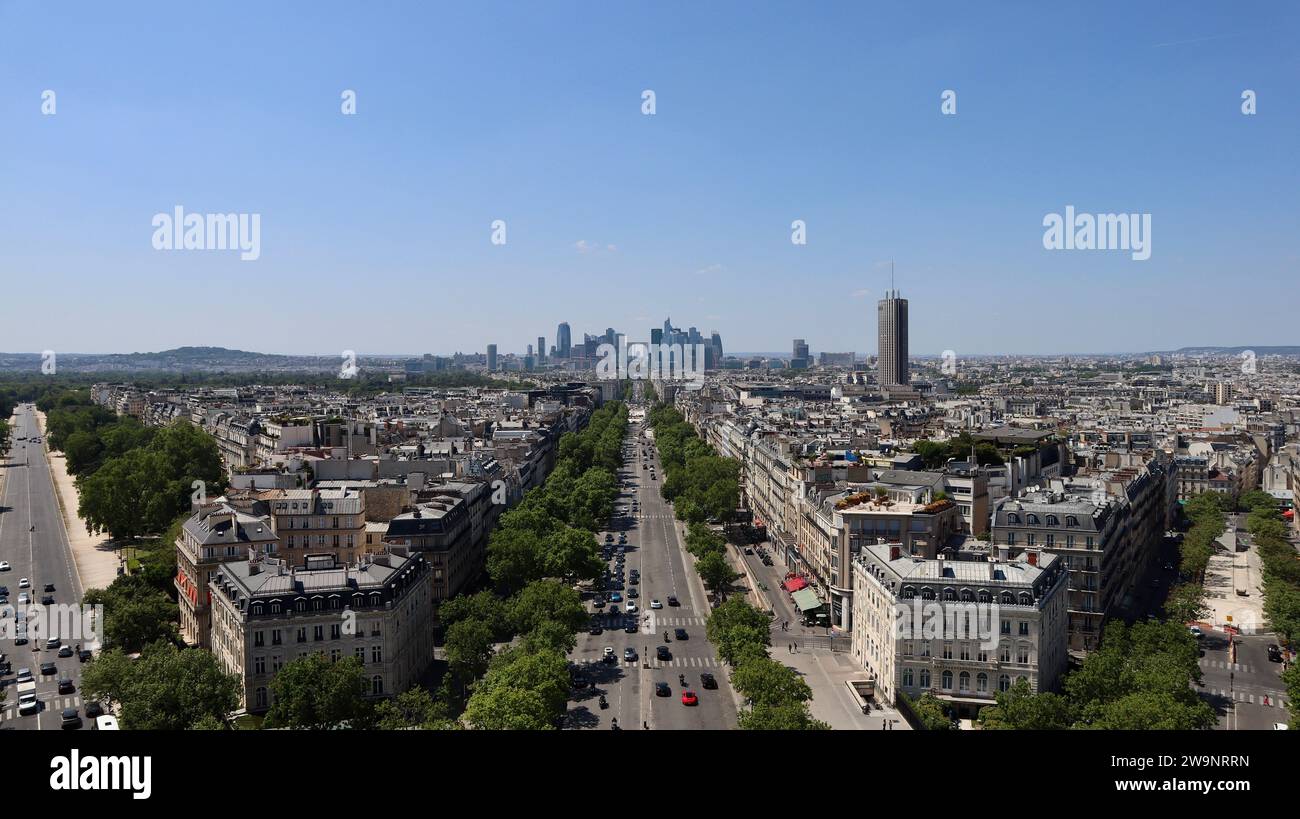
[891,261,894,295]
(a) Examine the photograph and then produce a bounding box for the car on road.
[626,587,638,598]
[0,562,9,572]
[625,602,638,614]
[1275,723,1290,730]
[78,649,93,662]
[656,645,671,661]
[18,577,29,588]
[608,592,622,603]
[700,672,717,689]
[1268,644,1283,662]
[650,599,662,609]
[85,701,104,718]
[681,690,698,706]
[17,593,29,605]
[1188,625,1203,639]
[744,547,754,555]
[40,595,54,605]
[667,596,679,607]
[58,676,74,694]
[18,693,39,716]
[604,534,614,543]
[43,583,54,593]
[623,648,637,662]
[592,598,606,609]
[608,603,621,615]
[654,682,671,697]
[674,628,688,641]
[45,638,60,650]
[16,667,33,684]
[623,620,637,633]
[61,708,82,729]
[603,646,615,658]
[589,623,603,635]
[40,662,57,675]
[58,646,73,658]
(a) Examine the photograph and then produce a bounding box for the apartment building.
[176,503,279,648]
[850,541,1069,718]
[268,488,369,565]
[209,550,434,714]
[990,456,1175,654]
[384,495,476,602]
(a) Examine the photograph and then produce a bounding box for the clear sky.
[2,1,1297,357]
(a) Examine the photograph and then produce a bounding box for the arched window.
[1045,515,1059,526]
[941,670,953,690]
[902,586,916,599]
[976,673,988,693]
[1066,516,1079,527]
[252,603,264,616]
[1026,514,1039,525]
[1019,592,1032,605]
[295,599,307,613]
[960,589,975,602]
[902,668,914,687]
[978,589,992,604]
[959,671,970,692]
[270,601,281,615]
[942,588,957,601]
[1007,513,1020,524]
[920,587,935,601]
[1000,592,1015,605]
[998,674,1011,692]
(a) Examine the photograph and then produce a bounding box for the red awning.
[1284,509,1294,519]
[783,576,808,592]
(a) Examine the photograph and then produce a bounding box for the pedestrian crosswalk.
[1199,659,1254,673]
[653,616,705,626]
[1204,689,1287,709]
[653,656,720,669]
[0,694,81,720]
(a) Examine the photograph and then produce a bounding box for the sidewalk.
[1204,523,1265,634]
[36,412,120,592]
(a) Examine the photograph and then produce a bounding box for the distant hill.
[1164,346,1300,356]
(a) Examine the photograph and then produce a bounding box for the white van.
[94,715,120,730]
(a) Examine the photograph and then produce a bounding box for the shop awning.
[792,588,822,612]
[782,576,808,592]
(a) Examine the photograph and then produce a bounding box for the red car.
[681,690,698,706]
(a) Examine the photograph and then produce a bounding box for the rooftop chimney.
[888,545,900,561]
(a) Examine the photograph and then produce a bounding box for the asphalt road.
[0,404,89,730]
[566,414,740,730]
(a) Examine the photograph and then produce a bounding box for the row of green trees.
[706,597,829,729]
[647,404,739,524]
[486,402,627,593]
[419,401,630,729]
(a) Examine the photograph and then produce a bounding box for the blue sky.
[1,1,1297,357]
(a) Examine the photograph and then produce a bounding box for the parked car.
[1268,644,1283,662]
[700,672,717,689]
[61,708,82,729]
[656,645,671,661]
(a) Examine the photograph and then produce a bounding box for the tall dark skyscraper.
[537,336,545,363]
[877,289,909,385]
[556,322,571,358]
[486,344,498,372]
[791,338,809,368]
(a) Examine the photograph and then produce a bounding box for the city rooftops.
[971,426,1054,446]
[856,541,1061,590]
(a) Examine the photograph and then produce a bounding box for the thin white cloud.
[850,288,871,299]
[574,240,617,254]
